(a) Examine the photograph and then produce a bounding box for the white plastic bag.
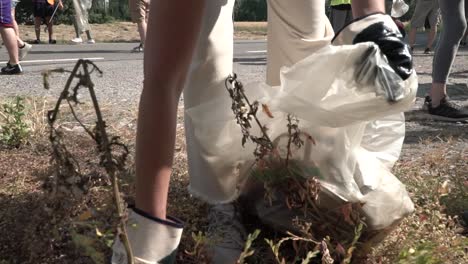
[186,42,417,230]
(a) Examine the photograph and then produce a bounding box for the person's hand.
[58,1,64,10]
[111,207,184,264]
[332,13,413,81]
[392,18,406,38]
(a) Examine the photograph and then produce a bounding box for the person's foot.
[1,63,23,75]
[425,96,468,121]
[424,47,431,54]
[111,207,184,264]
[207,203,246,263]
[18,43,32,61]
[86,39,95,44]
[132,43,144,52]
[460,41,467,47]
[32,39,41,44]
[70,37,83,44]
[49,39,57,44]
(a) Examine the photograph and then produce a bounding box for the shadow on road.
[233,56,266,66]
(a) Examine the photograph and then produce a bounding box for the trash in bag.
[186,42,417,231]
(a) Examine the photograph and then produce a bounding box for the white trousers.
[184,0,334,203]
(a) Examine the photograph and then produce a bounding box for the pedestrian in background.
[11,0,32,60]
[0,0,22,74]
[408,0,440,54]
[329,0,352,33]
[32,0,62,44]
[70,0,95,44]
[129,0,150,52]
[425,0,468,121]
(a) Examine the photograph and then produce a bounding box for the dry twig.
[43,59,134,264]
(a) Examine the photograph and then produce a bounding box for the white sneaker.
[18,43,32,61]
[87,39,95,44]
[71,37,83,44]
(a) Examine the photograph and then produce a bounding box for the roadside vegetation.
[0,61,466,263]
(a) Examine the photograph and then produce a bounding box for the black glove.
[332,13,413,81]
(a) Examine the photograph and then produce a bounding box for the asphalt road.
[0,34,466,109]
[0,41,268,105]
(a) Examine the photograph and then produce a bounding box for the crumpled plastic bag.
[186,42,417,230]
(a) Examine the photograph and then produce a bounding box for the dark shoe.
[424,47,431,54]
[32,39,41,44]
[425,96,468,121]
[132,43,144,52]
[460,41,467,47]
[49,39,57,44]
[1,63,23,75]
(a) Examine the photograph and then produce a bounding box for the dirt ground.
[0,97,466,264]
[17,22,267,43]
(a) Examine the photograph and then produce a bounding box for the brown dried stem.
[225,74,275,160]
[44,59,134,264]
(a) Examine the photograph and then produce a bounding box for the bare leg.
[46,16,53,41]
[10,8,24,47]
[426,26,437,49]
[0,27,19,64]
[351,0,385,17]
[73,20,80,38]
[429,82,447,106]
[135,0,206,219]
[137,20,147,46]
[34,17,41,41]
[408,27,417,48]
[85,30,93,40]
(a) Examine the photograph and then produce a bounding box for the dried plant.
[225,73,367,263]
[43,59,134,264]
[225,73,275,161]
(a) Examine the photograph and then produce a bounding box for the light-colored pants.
[184,0,333,203]
[410,0,440,28]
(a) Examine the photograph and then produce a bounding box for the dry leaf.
[262,104,274,118]
[95,227,103,237]
[419,213,428,222]
[341,203,354,225]
[78,210,92,221]
[321,241,334,264]
[438,180,450,196]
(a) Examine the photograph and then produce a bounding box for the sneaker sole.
[428,114,468,122]
[1,72,23,75]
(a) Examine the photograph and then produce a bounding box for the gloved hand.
[392,18,406,38]
[332,13,413,81]
[112,207,184,264]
